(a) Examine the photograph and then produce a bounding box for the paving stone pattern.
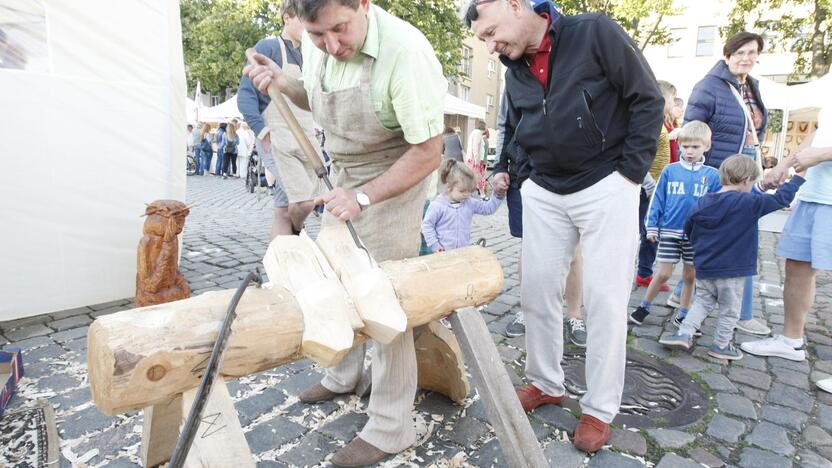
[2,175,831,467]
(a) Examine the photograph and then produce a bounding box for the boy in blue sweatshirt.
[630,122,721,326]
[660,155,805,359]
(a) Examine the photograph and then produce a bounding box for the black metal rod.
[168,270,262,468]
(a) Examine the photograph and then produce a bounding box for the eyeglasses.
[732,50,759,58]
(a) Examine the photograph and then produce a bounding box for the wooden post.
[180,377,255,468]
[415,322,469,404]
[448,308,548,468]
[140,396,182,467]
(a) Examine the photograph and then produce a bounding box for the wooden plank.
[262,234,357,367]
[315,225,407,344]
[141,396,182,467]
[448,308,547,468]
[181,377,255,468]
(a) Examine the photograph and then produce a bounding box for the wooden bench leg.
[448,307,548,468]
[141,396,182,467]
[180,376,255,468]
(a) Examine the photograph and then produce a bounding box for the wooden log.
[140,396,182,467]
[262,234,359,367]
[180,377,255,468]
[415,321,469,404]
[448,308,548,468]
[315,225,407,344]
[88,246,502,415]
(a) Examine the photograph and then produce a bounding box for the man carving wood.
[244,0,446,465]
[135,200,190,307]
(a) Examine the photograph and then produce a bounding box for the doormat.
[0,400,59,468]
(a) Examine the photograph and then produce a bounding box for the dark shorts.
[507,181,523,238]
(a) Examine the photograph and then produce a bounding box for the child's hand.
[647,235,658,243]
[435,246,445,252]
[494,186,507,198]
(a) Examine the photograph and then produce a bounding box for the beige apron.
[261,37,324,203]
[310,55,428,262]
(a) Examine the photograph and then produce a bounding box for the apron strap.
[277,36,288,69]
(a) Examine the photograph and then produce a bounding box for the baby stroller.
[245,148,271,194]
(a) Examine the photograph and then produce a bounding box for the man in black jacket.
[466,0,663,453]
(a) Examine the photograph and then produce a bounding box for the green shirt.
[300,5,447,145]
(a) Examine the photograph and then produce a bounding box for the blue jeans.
[194,147,203,175]
[215,149,226,175]
[637,188,658,278]
[202,150,213,175]
[675,276,753,320]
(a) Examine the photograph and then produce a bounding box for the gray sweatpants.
[679,277,744,348]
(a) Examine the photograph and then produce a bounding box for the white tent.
[199,94,244,123]
[0,1,186,320]
[444,93,486,119]
[757,73,832,111]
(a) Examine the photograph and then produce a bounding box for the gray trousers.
[320,329,417,453]
[679,277,743,348]
[521,173,639,423]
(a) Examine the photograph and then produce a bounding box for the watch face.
[357,192,370,206]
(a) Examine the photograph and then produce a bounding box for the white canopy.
[190,92,488,123]
[444,93,486,119]
[198,94,244,123]
[0,1,186,320]
[757,73,832,111]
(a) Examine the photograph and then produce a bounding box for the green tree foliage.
[181,0,282,94]
[557,0,680,50]
[724,0,830,79]
[181,0,467,94]
[375,0,467,78]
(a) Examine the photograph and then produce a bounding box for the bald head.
[465,0,546,60]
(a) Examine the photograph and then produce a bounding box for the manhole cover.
[562,350,709,428]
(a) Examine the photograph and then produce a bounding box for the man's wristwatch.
[354,189,371,211]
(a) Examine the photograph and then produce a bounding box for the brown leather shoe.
[515,384,564,412]
[298,383,349,403]
[331,437,393,467]
[573,414,610,453]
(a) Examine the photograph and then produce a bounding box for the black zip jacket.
[499,6,664,194]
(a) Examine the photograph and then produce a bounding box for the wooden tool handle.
[245,48,324,172]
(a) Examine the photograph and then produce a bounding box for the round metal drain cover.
[561,350,709,428]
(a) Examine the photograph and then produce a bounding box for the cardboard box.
[1,347,24,420]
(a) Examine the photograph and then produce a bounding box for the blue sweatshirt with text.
[645,158,721,239]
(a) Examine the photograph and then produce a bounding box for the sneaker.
[505,311,525,337]
[666,293,681,309]
[659,332,693,350]
[515,384,563,412]
[740,335,806,361]
[629,306,650,325]
[566,317,587,347]
[634,275,670,292]
[708,343,743,361]
[735,318,771,336]
[817,378,832,394]
[671,313,702,337]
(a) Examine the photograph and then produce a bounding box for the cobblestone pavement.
[2,174,831,467]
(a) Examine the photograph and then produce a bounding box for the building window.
[487,59,496,78]
[460,46,473,78]
[696,26,717,57]
[211,95,222,106]
[459,84,470,102]
[666,28,686,58]
[486,94,495,114]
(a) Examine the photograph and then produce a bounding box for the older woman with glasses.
[679,31,771,336]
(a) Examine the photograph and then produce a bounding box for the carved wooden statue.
[135,200,191,307]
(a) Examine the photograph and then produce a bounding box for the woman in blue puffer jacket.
[680,31,771,336]
[685,32,768,169]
